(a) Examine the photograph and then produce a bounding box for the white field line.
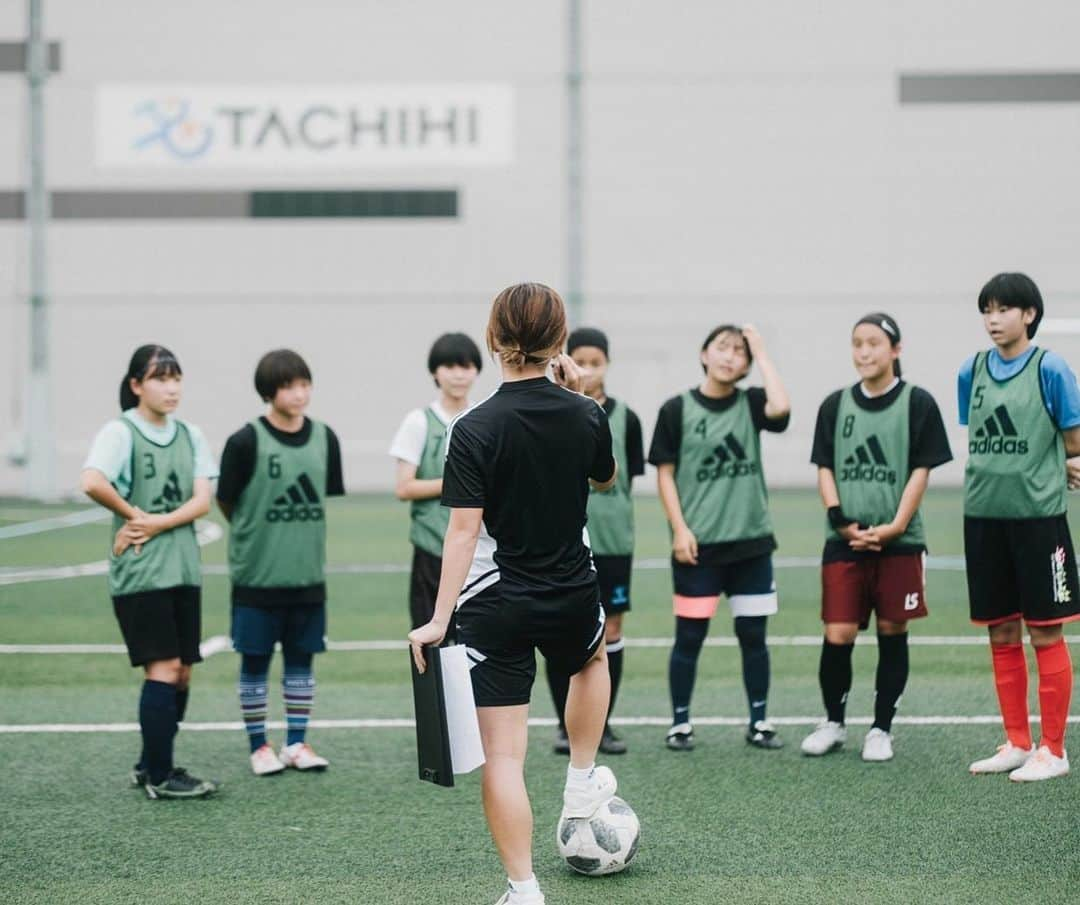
[1,714,1076,735]
[2,633,1076,656]
[0,508,109,539]
[0,552,967,587]
[0,520,223,586]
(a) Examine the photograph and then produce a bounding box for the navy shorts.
[672,552,778,619]
[231,604,327,655]
[594,554,632,614]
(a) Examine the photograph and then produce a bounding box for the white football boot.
[279,741,330,770]
[801,721,847,756]
[1008,746,1069,782]
[968,741,1034,775]
[562,764,617,819]
[861,728,894,762]
[250,744,286,776]
[493,887,545,905]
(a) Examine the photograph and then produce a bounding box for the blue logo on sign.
[132,99,214,159]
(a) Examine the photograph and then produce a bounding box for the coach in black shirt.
[409,283,621,905]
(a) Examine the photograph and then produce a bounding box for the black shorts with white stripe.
[455,581,606,707]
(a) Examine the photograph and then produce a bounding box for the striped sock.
[239,653,271,753]
[283,652,315,747]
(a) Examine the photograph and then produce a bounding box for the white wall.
[2,1,1079,495]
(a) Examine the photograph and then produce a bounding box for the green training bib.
[587,400,634,556]
[108,419,200,596]
[228,419,328,588]
[964,350,1066,518]
[828,384,924,546]
[410,407,450,557]
[675,391,772,544]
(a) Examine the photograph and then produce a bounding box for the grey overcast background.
[3,1,1080,496]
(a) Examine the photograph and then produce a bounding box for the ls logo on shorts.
[1051,546,1072,604]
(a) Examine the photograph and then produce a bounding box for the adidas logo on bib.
[840,435,896,484]
[696,432,759,482]
[969,405,1029,455]
[150,471,184,513]
[266,473,324,523]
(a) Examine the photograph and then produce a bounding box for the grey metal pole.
[566,0,584,327]
[26,0,55,499]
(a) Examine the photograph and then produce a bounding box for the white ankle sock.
[566,763,595,783]
[509,875,539,894]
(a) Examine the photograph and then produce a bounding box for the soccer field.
[2,489,1077,905]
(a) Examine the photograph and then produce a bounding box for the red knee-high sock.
[1034,638,1072,758]
[991,642,1032,749]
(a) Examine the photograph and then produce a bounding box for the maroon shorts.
[821,554,928,628]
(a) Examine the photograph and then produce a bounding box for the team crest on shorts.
[1051,546,1072,604]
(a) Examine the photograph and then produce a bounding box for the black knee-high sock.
[546,661,571,731]
[734,616,770,727]
[175,687,189,723]
[669,617,709,725]
[873,633,909,732]
[140,680,178,785]
[606,638,624,726]
[819,640,854,725]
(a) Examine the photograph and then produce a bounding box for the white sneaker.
[968,741,1034,775]
[250,744,286,776]
[562,764,617,819]
[801,721,846,756]
[279,741,330,771]
[861,728,894,762]
[1008,746,1070,782]
[493,887,545,905]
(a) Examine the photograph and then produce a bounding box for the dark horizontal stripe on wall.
[0,190,459,220]
[0,41,61,73]
[900,72,1080,104]
[251,190,457,218]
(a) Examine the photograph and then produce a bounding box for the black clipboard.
[410,645,455,787]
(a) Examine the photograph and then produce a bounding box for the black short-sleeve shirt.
[442,377,616,601]
[648,386,790,467]
[810,381,952,562]
[216,416,345,505]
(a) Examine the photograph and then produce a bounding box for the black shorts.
[112,586,202,667]
[455,582,606,707]
[594,555,632,614]
[410,545,457,643]
[964,515,1080,626]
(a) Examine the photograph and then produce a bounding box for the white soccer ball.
[556,796,641,876]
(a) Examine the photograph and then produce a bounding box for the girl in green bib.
[217,349,345,776]
[389,333,483,639]
[81,344,218,799]
[803,314,951,763]
[649,324,790,752]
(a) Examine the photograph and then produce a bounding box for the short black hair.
[254,349,312,401]
[978,272,1044,339]
[428,333,482,375]
[567,327,609,359]
[700,324,752,374]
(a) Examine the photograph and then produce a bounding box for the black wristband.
[827,506,857,530]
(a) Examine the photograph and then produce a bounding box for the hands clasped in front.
[112,508,170,556]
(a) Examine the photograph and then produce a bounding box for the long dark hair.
[120,344,182,411]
